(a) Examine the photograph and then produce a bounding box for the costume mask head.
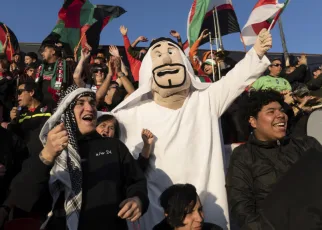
[149,38,191,98]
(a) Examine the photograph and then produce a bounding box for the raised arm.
[189,29,208,72]
[96,59,113,103]
[116,57,135,98]
[109,45,134,93]
[170,30,183,48]
[120,25,138,62]
[73,48,91,87]
[131,35,148,48]
[1,34,9,55]
[136,129,154,172]
[208,29,272,117]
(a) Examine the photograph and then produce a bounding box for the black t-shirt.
[97,101,115,112]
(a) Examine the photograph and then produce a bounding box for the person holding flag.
[100,27,273,229]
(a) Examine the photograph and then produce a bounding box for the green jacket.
[251,75,292,92]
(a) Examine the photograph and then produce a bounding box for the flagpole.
[209,32,215,82]
[268,19,275,32]
[212,9,219,52]
[214,6,223,50]
[240,33,247,53]
[278,18,289,65]
[212,8,222,80]
[75,33,86,52]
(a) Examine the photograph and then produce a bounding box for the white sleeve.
[208,48,270,117]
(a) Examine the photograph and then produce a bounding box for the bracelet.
[117,72,125,79]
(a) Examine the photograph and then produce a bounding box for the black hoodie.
[8,131,149,230]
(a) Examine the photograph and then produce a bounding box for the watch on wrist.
[118,72,125,78]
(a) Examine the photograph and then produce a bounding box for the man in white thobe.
[102,29,272,229]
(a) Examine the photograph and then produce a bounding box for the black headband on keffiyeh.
[40,85,95,230]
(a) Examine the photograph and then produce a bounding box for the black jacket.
[0,76,15,122]
[307,74,322,91]
[226,134,322,230]
[7,104,52,156]
[281,64,308,87]
[0,127,28,204]
[261,148,322,230]
[8,132,149,230]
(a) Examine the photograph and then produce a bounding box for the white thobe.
[111,48,270,229]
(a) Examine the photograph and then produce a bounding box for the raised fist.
[253,29,272,58]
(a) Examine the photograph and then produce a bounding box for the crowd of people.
[0,24,321,230]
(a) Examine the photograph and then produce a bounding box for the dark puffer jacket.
[226,134,322,230]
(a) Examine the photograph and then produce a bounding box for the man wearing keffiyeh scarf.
[39,84,95,230]
[3,85,149,230]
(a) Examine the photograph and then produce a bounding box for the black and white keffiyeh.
[39,85,95,230]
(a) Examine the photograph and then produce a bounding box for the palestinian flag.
[187,0,240,47]
[42,0,126,55]
[241,0,290,46]
[0,22,19,61]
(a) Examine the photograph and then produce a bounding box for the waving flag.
[0,22,19,61]
[42,0,126,54]
[187,0,240,47]
[241,0,290,46]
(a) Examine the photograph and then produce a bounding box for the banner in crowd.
[187,0,240,47]
[241,0,290,46]
[0,22,19,62]
[41,0,126,55]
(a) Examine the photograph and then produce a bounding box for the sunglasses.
[17,89,28,95]
[271,64,282,67]
[298,93,310,98]
[108,85,119,90]
[93,69,103,73]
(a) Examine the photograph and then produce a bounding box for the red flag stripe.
[0,25,6,45]
[101,16,112,30]
[254,0,278,9]
[251,20,270,35]
[58,0,84,28]
[0,25,13,61]
[80,24,91,48]
[189,0,198,24]
[183,40,189,50]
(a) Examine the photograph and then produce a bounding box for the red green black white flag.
[187,0,240,47]
[241,0,290,46]
[42,0,126,55]
[0,22,19,61]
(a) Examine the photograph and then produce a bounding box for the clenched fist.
[40,123,69,165]
[118,197,142,222]
[253,29,272,58]
[141,129,154,146]
[10,107,19,121]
